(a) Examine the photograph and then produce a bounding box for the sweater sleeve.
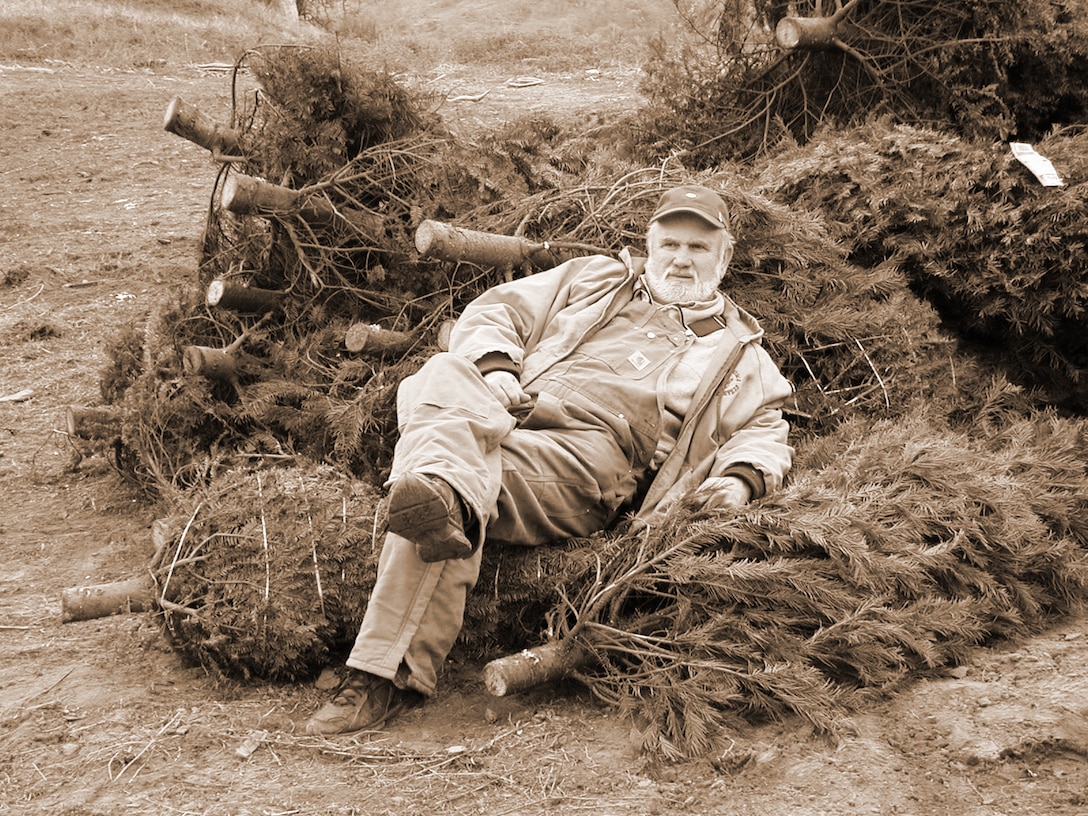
[474,351,519,376]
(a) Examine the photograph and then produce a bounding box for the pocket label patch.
[627,350,651,371]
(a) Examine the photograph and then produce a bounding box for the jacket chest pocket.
[569,315,685,381]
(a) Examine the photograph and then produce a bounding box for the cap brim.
[650,207,726,229]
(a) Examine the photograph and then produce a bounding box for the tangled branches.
[641,0,1088,164]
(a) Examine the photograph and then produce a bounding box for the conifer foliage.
[153,463,380,680]
[552,405,1088,758]
[758,122,1088,412]
[100,39,1088,757]
[151,462,605,680]
[640,0,1088,163]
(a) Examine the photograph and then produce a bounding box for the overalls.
[346,296,702,694]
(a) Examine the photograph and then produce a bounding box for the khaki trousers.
[346,353,636,694]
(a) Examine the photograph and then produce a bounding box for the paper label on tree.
[1010,142,1064,187]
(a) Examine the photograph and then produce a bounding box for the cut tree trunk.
[66,405,123,441]
[182,345,239,382]
[182,317,269,383]
[483,641,590,696]
[163,96,242,156]
[435,319,454,352]
[775,15,840,49]
[344,323,415,355]
[222,174,333,221]
[415,220,564,272]
[222,174,383,235]
[61,576,154,622]
[206,279,286,313]
[345,318,455,354]
[775,0,860,50]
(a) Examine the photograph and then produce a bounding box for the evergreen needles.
[95,41,1088,760]
[549,408,1088,758]
[151,463,602,678]
[760,122,1088,412]
[152,463,381,681]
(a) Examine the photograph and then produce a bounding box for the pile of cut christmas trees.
[63,46,1088,759]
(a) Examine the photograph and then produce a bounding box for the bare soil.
[2,59,1088,816]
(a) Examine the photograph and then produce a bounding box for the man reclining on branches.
[305,184,795,735]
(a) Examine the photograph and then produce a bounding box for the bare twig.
[109,709,186,782]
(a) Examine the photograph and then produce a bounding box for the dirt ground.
[2,58,1088,816]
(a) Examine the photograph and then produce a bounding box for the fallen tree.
[641,0,1088,162]
[486,401,1088,758]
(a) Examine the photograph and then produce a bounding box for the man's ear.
[718,238,735,277]
[645,221,660,254]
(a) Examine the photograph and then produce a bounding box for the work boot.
[387,472,474,562]
[304,669,420,736]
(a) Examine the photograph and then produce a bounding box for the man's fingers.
[483,371,529,408]
[694,476,751,510]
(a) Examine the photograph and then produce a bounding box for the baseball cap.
[649,184,729,230]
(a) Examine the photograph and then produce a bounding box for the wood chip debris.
[448,90,490,102]
[505,76,544,88]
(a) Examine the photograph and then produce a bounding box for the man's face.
[643,214,734,304]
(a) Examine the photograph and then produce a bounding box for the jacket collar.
[620,248,764,341]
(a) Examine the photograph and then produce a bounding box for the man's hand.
[693,476,751,510]
[484,370,531,411]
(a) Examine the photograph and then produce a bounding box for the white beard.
[643,265,722,305]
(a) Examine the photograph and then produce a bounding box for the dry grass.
[325,0,678,71]
[0,0,677,74]
[0,0,306,66]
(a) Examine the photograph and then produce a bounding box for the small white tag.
[627,350,650,371]
[1010,142,1064,187]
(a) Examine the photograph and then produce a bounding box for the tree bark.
[163,96,242,156]
[222,174,332,221]
[483,641,590,696]
[206,279,286,313]
[182,345,239,381]
[61,576,154,622]
[775,15,841,49]
[344,323,415,355]
[221,174,383,235]
[415,219,563,272]
[775,0,862,50]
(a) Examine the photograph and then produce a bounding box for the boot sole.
[387,475,473,561]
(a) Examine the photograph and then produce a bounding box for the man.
[304,184,794,735]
